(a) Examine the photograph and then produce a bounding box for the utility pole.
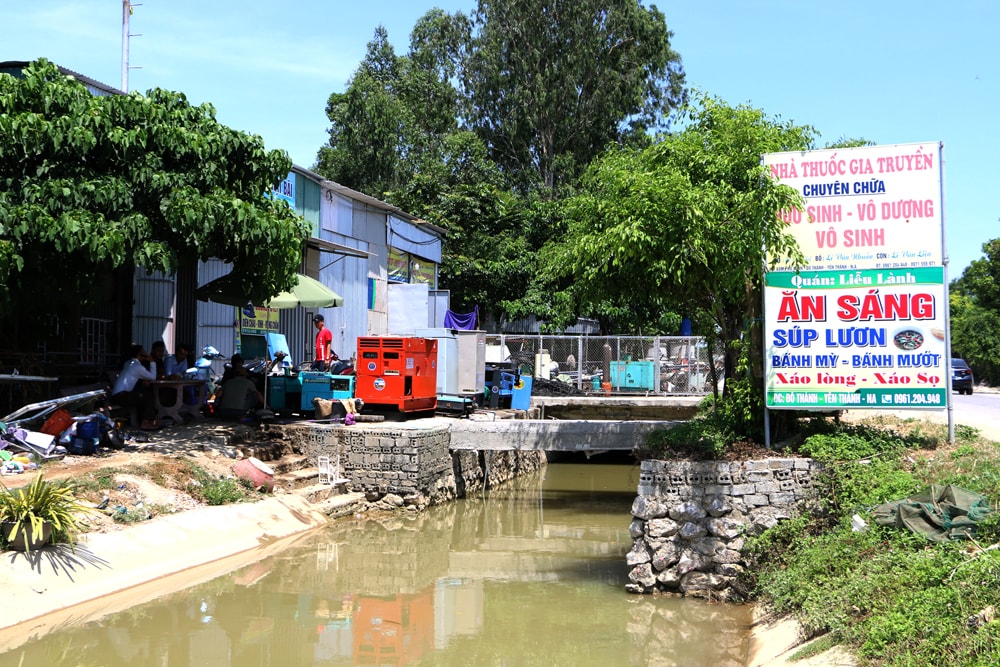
[121,1,141,92]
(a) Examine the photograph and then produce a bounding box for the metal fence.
[484,334,723,395]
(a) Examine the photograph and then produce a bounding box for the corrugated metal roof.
[306,237,373,259]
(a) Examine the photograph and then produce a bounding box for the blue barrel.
[78,420,100,440]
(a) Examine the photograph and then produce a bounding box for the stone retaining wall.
[276,423,545,506]
[627,458,823,599]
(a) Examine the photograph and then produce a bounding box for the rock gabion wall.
[627,458,822,599]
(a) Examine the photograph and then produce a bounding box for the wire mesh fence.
[484,334,723,395]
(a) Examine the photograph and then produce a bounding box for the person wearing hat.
[313,314,335,371]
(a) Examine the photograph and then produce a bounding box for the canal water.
[0,461,752,666]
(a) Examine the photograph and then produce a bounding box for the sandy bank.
[745,613,856,666]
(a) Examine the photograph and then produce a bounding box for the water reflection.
[0,463,751,666]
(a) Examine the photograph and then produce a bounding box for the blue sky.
[3,1,997,275]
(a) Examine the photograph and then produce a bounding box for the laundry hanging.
[444,305,478,330]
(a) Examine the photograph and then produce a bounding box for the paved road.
[845,388,1000,442]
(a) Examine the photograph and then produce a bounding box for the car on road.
[952,358,974,395]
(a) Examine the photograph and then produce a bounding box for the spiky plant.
[0,474,93,552]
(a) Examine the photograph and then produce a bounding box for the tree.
[547,95,816,394]
[950,238,1000,385]
[315,17,466,197]
[463,0,685,192]
[315,3,687,328]
[0,60,309,342]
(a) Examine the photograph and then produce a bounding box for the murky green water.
[0,462,752,666]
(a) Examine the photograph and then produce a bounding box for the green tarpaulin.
[871,484,994,543]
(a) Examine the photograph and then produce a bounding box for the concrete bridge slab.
[448,418,676,452]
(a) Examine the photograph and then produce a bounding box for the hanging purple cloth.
[444,305,478,330]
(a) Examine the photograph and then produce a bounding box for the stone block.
[669,501,707,523]
[679,521,708,540]
[731,484,755,496]
[632,496,669,520]
[691,537,725,556]
[651,542,682,571]
[628,563,656,588]
[769,492,796,504]
[707,517,742,540]
[646,517,680,538]
[715,563,744,577]
[744,494,768,506]
[656,567,682,589]
[754,482,779,494]
[643,460,665,473]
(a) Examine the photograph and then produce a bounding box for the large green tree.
[463,0,685,192]
[0,60,309,342]
[950,238,1000,385]
[316,15,467,197]
[546,95,815,391]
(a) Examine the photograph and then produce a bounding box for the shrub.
[186,473,248,506]
[645,412,735,459]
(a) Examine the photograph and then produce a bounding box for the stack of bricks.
[340,426,452,495]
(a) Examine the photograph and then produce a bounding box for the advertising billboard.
[765,267,947,409]
[763,142,943,272]
[763,142,946,411]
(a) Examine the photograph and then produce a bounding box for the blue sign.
[271,172,295,207]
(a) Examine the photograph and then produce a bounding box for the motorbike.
[185,345,226,394]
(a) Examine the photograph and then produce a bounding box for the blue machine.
[300,373,355,411]
[610,360,655,391]
[484,363,518,409]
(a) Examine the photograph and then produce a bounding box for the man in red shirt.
[313,314,335,371]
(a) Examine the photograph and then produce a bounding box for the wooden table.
[150,379,207,423]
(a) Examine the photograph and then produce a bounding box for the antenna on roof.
[121,1,142,92]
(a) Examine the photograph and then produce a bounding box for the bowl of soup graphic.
[892,328,924,351]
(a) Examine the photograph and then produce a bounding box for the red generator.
[355,336,438,414]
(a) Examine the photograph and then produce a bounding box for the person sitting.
[110,344,160,430]
[164,342,201,408]
[149,340,168,379]
[220,353,246,385]
[213,362,264,421]
[163,342,192,379]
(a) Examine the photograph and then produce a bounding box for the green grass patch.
[747,416,1000,666]
[185,468,254,506]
